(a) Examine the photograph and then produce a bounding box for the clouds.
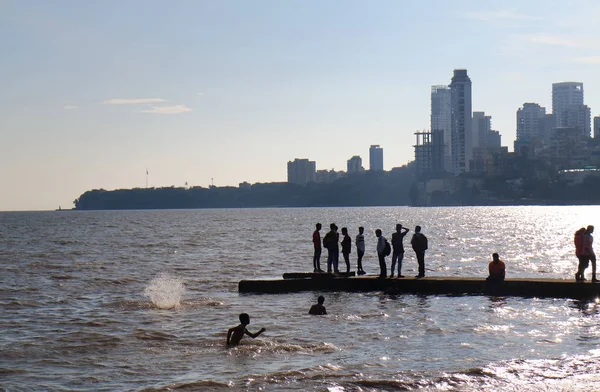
[103,98,168,105]
[102,97,192,114]
[140,105,192,114]
[63,105,78,110]
[524,34,580,48]
[461,9,539,22]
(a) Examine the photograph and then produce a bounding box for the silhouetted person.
[308,295,327,315]
[226,313,266,346]
[486,253,505,282]
[390,224,410,278]
[575,227,587,281]
[411,225,428,278]
[323,223,340,273]
[312,223,323,273]
[375,229,388,278]
[341,227,351,273]
[356,226,366,275]
[583,225,597,282]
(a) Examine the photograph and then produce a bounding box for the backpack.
[413,233,428,251]
[383,239,391,256]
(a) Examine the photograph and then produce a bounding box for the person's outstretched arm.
[245,327,266,339]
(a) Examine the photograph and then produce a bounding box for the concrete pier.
[238,275,600,299]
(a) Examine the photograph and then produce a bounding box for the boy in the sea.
[226,313,266,346]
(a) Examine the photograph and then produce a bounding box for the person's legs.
[343,252,350,273]
[313,248,321,272]
[416,251,425,277]
[397,251,405,276]
[592,255,597,282]
[327,250,333,273]
[357,249,364,273]
[333,249,339,273]
[378,254,387,278]
[391,251,398,277]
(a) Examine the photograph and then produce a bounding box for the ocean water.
[2,206,600,391]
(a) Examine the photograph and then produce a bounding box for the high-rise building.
[431,85,452,172]
[516,103,546,143]
[287,158,316,185]
[450,69,473,174]
[347,156,363,173]
[472,111,491,149]
[414,130,444,176]
[565,104,591,137]
[552,82,584,127]
[369,145,384,171]
[594,116,600,139]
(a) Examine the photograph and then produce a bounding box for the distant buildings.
[515,103,547,154]
[564,104,591,137]
[552,82,584,127]
[594,116,600,139]
[414,130,444,176]
[369,145,384,171]
[431,85,452,172]
[287,158,316,185]
[347,155,364,173]
[450,69,473,175]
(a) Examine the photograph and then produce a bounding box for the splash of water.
[143,273,185,309]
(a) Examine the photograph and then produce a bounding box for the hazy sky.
[2,0,600,211]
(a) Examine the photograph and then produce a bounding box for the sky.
[2,0,600,211]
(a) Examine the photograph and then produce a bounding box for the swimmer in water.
[226,313,266,346]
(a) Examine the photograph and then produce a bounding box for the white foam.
[143,273,185,309]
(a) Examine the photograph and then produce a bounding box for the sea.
[2,206,600,391]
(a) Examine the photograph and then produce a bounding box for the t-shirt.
[356,233,365,252]
[313,230,321,249]
[341,234,351,254]
[377,236,386,255]
[391,231,407,251]
[583,234,595,256]
[488,260,505,277]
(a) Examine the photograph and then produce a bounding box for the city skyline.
[3,0,600,210]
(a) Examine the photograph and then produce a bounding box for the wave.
[139,380,233,391]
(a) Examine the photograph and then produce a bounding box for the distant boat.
[55,206,73,212]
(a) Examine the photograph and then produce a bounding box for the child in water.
[226,313,266,346]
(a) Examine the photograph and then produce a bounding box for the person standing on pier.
[341,227,352,274]
[356,227,366,275]
[411,226,428,278]
[486,253,505,282]
[312,223,323,273]
[583,225,597,283]
[375,229,388,278]
[323,223,340,274]
[390,224,410,278]
[575,227,587,281]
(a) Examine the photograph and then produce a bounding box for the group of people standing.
[312,223,429,279]
[574,225,597,282]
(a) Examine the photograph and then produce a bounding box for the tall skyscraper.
[565,104,591,137]
[472,111,491,149]
[552,82,584,127]
[450,69,472,174]
[287,158,316,185]
[347,156,363,173]
[369,145,383,171]
[594,116,600,139]
[431,85,452,172]
[516,103,546,143]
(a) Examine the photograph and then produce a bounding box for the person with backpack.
[411,225,428,278]
[375,229,390,278]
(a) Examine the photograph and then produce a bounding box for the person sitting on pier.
[486,253,505,283]
[309,295,327,315]
[341,227,352,274]
[226,313,266,346]
[575,227,587,281]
